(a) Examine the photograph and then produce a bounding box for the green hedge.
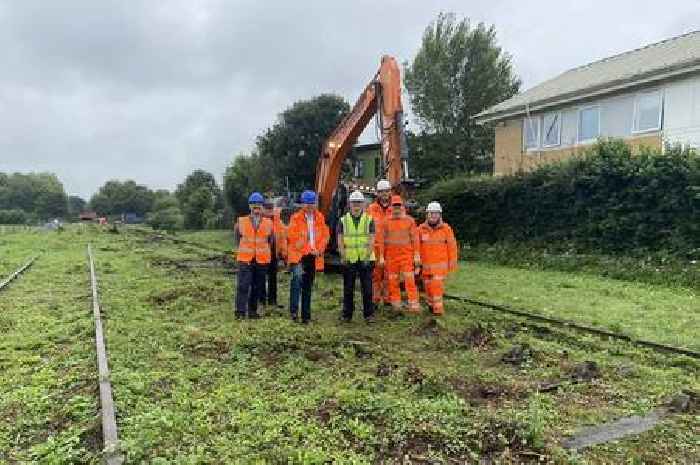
[421,140,700,254]
[0,209,29,225]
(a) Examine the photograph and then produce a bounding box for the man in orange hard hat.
[382,195,421,313]
[417,201,458,316]
[367,179,392,306]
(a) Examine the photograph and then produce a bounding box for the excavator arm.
[315,55,409,215]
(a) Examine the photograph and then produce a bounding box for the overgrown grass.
[1,227,698,464]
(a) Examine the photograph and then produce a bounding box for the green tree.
[146,193,183,231]
[223,152,271,218]
[404,12,521,180]
[67,195,87,218]
[256,94,350,191]
[0,172,68,219]
[175,170,223,229]
[89,180,155,216]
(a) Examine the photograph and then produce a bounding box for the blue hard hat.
[300,190,317,204]
[248,192,264,204]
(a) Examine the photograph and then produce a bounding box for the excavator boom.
[315,55,408,215]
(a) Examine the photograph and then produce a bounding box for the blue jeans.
[289,255,315,322]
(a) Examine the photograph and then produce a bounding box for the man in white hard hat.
[417,201,458,316]
[337,190,376,323]
[367,179,393,306]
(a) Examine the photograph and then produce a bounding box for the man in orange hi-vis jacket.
[417,201,458,316]
[367,179,392,306]
[382,195,421,313]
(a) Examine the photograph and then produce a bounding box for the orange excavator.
[315,55,412,218]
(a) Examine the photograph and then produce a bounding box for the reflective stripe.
[421,238,448,244]
[342,213,374,262]
[385,238,410,245]
[423,262,448,271]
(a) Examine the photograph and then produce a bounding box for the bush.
[421,140,700,255]
[0,209,28,224]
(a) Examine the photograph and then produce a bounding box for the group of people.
[233,179,458,324]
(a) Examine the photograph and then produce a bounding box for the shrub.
[0,209,28,224]
[421,140,700,254]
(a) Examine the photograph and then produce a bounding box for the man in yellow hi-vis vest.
[337,190,377,323]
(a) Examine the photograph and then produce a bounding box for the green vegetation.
[1,228,698,464]
[423,140,700,254]
[0,172,69,223]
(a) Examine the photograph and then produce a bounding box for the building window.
[542,112,561,147]
[578,106,600,142]
[633,91,662,133]
[354,160,364,177]
[523,116,540,150]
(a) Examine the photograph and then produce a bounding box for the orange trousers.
[422,274,445,315]
[372,265,388,304]
[386,257,419,313]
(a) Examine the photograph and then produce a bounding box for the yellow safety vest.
[342,213,375,263]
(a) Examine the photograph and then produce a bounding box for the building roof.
[475,30,700,123]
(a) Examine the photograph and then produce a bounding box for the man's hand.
[413,256,421,269]
[377,256,385,268]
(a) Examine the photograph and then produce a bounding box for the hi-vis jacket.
[287,210,330,271]
[417,221,458,276]
[236,216,273,264]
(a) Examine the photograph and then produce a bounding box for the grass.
[0,226,698,464]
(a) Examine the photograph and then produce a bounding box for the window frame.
[577,105,601,143]
[632,90,663,134]
[523,115,541,151]
[542,111,562,148]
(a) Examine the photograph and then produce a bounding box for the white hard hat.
[376,179,391,191]
[349,190,365,202]
[426,202,442,213]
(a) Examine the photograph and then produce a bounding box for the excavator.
[315,55,413,224]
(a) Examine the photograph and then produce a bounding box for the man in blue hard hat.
[286,190,329,324]
[233,192,274,320]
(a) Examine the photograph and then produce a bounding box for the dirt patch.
[316,398,339,425]
[501,344,535,366]
[80,420,103,455]
[404,363,425,385]
[184,336,231,360]
[456,323,494,350]
[411,317,442,337]
[451,377,528,406]
[376,360,398,377]
[570,361,600,382]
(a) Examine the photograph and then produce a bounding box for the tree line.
[2,12,520,229]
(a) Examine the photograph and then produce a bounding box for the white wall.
[663,75,700,148]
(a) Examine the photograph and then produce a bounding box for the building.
[348,143,381,191]
[475,31,700,176]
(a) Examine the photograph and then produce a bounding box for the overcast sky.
[1,1,698,198]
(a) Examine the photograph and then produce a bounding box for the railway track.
[444,293,700,360]
[87,244,124,465]
[0,256,38,292]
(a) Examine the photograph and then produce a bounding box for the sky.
[0,1,698,199]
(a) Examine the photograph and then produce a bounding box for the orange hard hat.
[390,195,403,206]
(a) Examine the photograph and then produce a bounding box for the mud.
[404,363,425,385]
[457,323,494,350]
[501,344,534,366]
[315,398,339,425]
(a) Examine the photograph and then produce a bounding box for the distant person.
[417,202,458,316]
[286,190,330,324]
[233,192,273,320]
[367,179,393,307]
[337,190,376,323]
[260,199,287,309]
[382,195,420,313]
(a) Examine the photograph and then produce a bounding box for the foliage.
[0,208,29,224]
[0,172,68,219]
[67,195,87,218]
[89,180,155,216]
[146,193,184,231]
[223,152,273,218]
[404,12,521,181]
[422,140,700,254]
[255,94,350,192]
[175,170,224,230]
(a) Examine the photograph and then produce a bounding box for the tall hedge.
[421,140,700,254]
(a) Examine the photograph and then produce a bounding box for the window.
[354,160,364,177]
[578,106,600,142]
[633,91,662,133]
[542,112,561,147]
[523,116,540,150]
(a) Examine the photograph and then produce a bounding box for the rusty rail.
[0,256,38,292]
[87,244,124,465]
[444,293,700,360]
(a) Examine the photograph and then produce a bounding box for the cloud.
[0,0,697,197]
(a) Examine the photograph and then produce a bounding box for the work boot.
[339,315,352,324]
[290,313,299,323]
[365,315,376,325]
